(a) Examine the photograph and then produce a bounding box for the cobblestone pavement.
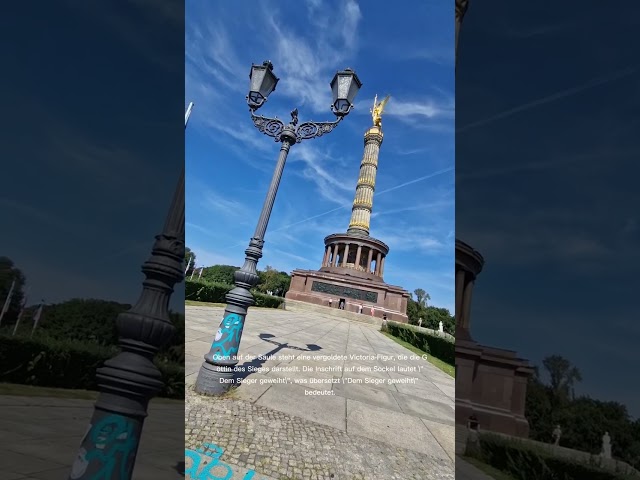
[186,304,455,480]
[186,388,454,480]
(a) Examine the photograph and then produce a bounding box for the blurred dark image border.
[0,1,185,478]
[455,1,640,479]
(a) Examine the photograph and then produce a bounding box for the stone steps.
[284,299,382,327]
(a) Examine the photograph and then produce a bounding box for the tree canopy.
[0,256,27,326]
[526,354,639,469]
[201,264,240,285]
[406,289,454,335]
[256,266,291,297]
[184,247,196,276]
[413,288,431,308]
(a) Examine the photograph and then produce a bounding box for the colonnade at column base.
[321,232,390,281]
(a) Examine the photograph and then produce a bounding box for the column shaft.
[379,256,385,276]
[375,252,382,275]
[342,244,350,267]
[355,246,362,269]
[455,269,465,325]
[461,279,474,330]
[332,244,340,266]
[367,249,374,272]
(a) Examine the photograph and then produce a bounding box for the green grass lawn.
[462,456,518,480]
[185,300,227,308]
[186,300,276,309]
[381,331,455,377]
[0,383,181,403]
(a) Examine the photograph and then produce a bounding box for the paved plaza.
[0,395,184,479]
[185,304,456,480]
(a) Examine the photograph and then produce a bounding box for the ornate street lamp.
[68,106,191,480]
[247,60,279,110]
[194,61,362,395]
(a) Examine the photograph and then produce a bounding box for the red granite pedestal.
[285,269,410,323]
[455,239,533,438]
[456,339,532,437]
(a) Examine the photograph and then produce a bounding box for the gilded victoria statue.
[371,94,390,128]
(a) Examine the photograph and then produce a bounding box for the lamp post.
[194,60,362,395]
[455,0,469,65]
[68,107,190,480]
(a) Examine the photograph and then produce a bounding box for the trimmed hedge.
[185,279,285,309]
[471,433,637,480]
[0,334,184,399]
[384,321,454,365]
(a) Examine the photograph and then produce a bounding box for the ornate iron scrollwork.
[250,108,343,144]
[295,118,343,142]
[250,111,285,142]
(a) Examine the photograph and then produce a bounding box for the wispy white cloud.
[372,199,454,218]
[289,143,355,205]
[0,198,78,235]
[458,66,639,133]
[186,21,246,94]
[190,246,240,269]
[186,222,219,239]
[65,0,182,72]
[386,98,454,120]
[374,228,446,254]
[458,148,640,182]
[217,166,454,252]
[458,210,620,271]
[268,248,316,265]
[260,0,362,113]
[397,46,455,66]
[353,94,455,132]
[200,188,252,218]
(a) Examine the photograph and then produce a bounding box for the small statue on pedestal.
[601,432,612,459]
[466,415,480,456]
[552,425,562,446]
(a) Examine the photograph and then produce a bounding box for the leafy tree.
[36,299,129,345]
[201,265,239,285]
[542,354,582,404]
[406,298,421,325]
[256,266,291,297]
[184,247,196,276]
[0,257,26,325]
[413,288,431,308]
[432,307,455,333]
[405,295,454,335]
[630,420,640,468]
[526,355,639,469]
[525,375,554,442]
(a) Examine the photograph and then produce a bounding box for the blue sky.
[457,1,640,417]
[0,1,184,311]
[185,0,455,312]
